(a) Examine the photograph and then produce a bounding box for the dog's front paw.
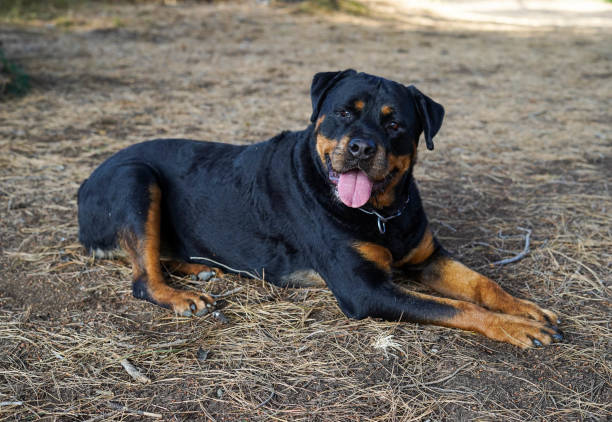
[485,313,563,349]
[510,298,560,326]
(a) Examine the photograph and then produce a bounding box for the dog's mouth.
[326,155,396,208]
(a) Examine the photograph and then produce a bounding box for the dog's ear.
[407,85,444,150]
[310,69,357,122]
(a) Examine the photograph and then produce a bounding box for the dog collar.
[358,196,410,234]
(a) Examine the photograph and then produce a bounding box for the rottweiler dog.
[78,69,563,348]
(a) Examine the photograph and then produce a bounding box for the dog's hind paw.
[170,291,216,317]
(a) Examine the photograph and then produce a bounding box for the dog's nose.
[348,138,376,160]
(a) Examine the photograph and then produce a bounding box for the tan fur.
[419,256,558,324]
[353,242,393,272]
[398,289,559,349]
[123,185,215,314]
[315,115,325,132]
[316,133,338,166]
[369,153,412,208]
[394,227,435,266]
[164,261,218,277]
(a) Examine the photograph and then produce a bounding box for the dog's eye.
[387,121,400,131]
[336,110,351,119]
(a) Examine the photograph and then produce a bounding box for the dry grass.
[0,1,611,420]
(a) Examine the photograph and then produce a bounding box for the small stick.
[210,286,243,299]
[492,227,531,266]
[149,339,188,348]
[0,401,23,406]
[190,256,265,281]
[120,359,151,384]
[405,362,475,388]
[108,401,162,419]
[255,388,275,409]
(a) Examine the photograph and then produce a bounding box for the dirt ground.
[1,1,611,420]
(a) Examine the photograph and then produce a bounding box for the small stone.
[212,311,228,324]
[196,347,209,361]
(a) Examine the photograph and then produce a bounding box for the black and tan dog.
[78,69,563,348]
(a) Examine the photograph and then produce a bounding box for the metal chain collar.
[357,196,410,234]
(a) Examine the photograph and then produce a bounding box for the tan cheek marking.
[369,153,412,208]
[315,115,325,132]
[329,135,351,170]
[316,133,338,165]
[354,100,365,111]
[354,241,393,272]
[394,227,435,267]
[388,153,412,175]
[381,105,393,116]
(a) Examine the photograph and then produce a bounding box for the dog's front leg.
[327,246,563,348]
[414,253,560,325]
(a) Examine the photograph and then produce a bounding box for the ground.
[0,1,611,420]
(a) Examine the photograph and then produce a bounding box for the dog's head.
[310,69,444,209]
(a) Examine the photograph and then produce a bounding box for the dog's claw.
[532,338,543,347]
[195,308,209,317]
[181,309,193,317]
[552,332,563,342]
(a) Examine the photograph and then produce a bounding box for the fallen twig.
[210,286,244,299]
[149,339,188,349]
[255,388,275,409]
[108,401,162,419]
[405,362,475,388]
[492,227,531,266]
[120,359,151,384]
[190,256,265,281]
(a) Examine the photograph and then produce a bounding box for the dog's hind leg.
[124,184,216,316]
[79,163,216,316]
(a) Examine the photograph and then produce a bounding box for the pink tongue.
[338,170,373,208]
